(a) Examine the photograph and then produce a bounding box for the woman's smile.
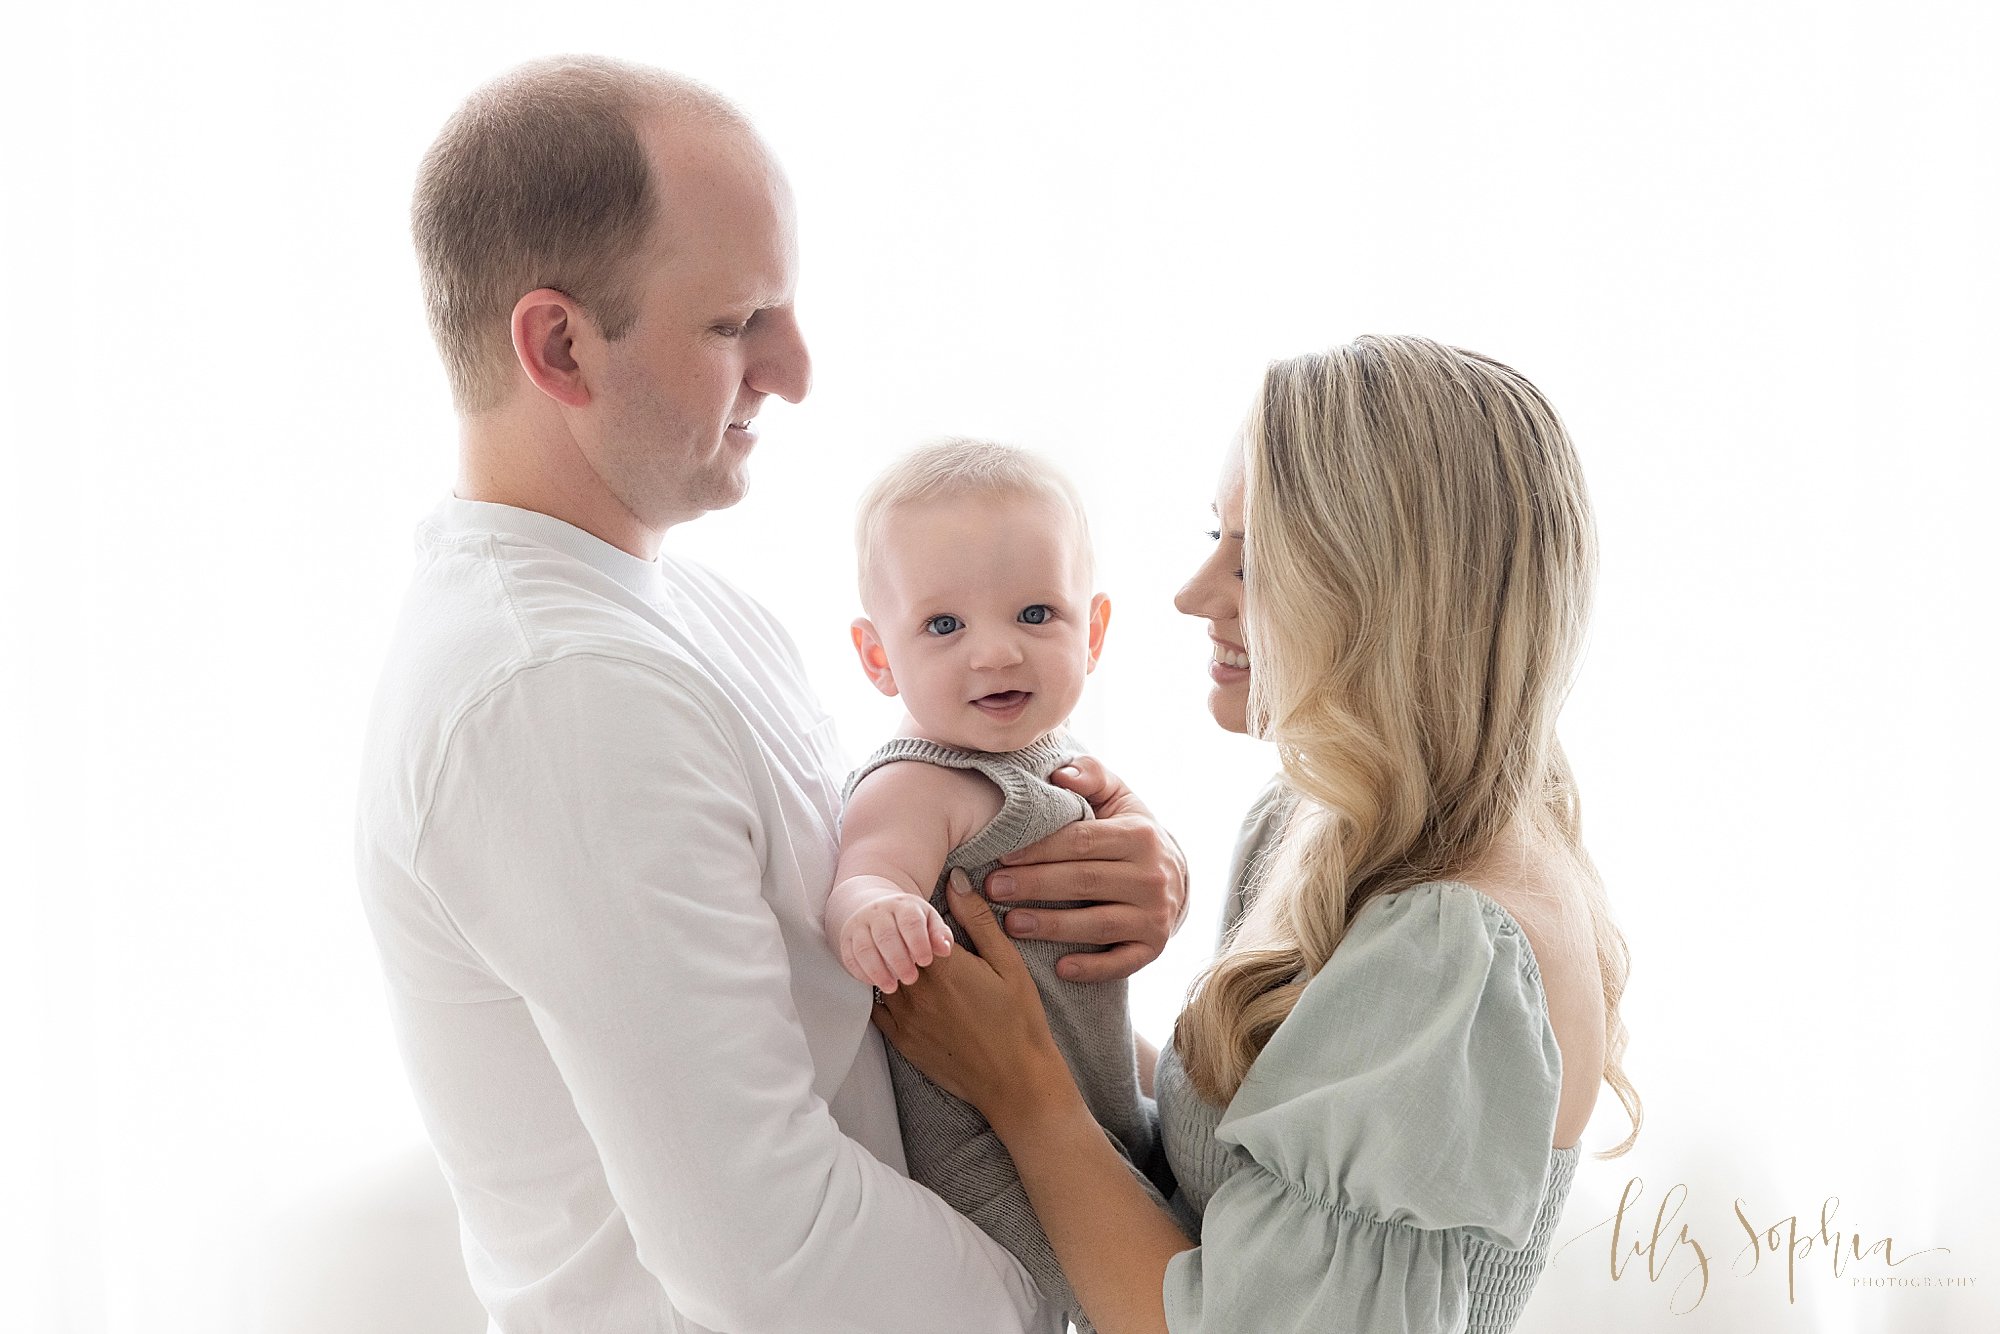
[1209,637,1250,683]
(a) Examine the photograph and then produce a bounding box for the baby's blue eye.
[1018,605,1054,625]
[925,614,964,636]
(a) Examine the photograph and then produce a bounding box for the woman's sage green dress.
[1152,779,1580,1333]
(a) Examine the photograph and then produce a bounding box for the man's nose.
[751,308,812,404]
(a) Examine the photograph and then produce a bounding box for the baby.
[825,440,1159,1334]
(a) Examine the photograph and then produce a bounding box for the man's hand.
[983,756,1189,983]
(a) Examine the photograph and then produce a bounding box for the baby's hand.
[840,891,954,993]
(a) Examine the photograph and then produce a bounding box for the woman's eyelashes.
[1205,528,1245,581]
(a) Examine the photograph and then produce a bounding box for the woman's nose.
[1177,561,1229,619]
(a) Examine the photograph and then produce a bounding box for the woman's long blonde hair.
[1172,335,1640,1158]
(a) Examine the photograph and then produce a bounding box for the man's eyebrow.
[712,291,789,312]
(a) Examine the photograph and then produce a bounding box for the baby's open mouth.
[973,690,1031,713]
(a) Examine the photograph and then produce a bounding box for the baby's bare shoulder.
[847,757,1006,848]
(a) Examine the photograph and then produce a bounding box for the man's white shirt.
[355,499,1057,1334]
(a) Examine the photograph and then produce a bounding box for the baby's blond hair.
[855,439,1095,607]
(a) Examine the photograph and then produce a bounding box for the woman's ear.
[511,288,595,408]
[851,618,899,697]
[1085,594,1112,672]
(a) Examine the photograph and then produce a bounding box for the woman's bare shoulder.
[1456,839,1607,1147]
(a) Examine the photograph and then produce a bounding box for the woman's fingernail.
[1055,765,1080,780]
[1006,911,1039,935]
[951,871,976,896]
[987,873,1015,899]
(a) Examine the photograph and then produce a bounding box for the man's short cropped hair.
[411,55,748,414]
[854,439,1096,606]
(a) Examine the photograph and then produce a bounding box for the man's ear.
[1085,593,1112,672]
[851,618,899,697]
[511,288,594,409]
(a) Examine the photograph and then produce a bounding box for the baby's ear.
[851,618,899,697]
[1085,594,1112,672]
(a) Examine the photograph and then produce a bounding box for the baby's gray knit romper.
[844,731,1166,1334]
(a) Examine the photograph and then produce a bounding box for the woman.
[872,335,1641,1334]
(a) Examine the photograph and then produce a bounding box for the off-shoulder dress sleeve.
[1162,882,1563,1334]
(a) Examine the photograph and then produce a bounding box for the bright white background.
[5,2,1996,1331]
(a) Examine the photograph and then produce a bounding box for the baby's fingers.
[843,934,899,993]
[897,905,942,970]
[927,909,954,962]
[870,911,920,985]
[898,899,954,969]
[836,940,892,992]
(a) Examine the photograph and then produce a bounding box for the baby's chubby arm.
[828,761,1006,993]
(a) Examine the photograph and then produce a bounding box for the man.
[355,55,1187,1334]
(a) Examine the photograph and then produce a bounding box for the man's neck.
[457,414,663,561]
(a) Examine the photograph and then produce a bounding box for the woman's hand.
[871,870,1082,1134]
[880,870,1193,1334]
[984,756,1190,984]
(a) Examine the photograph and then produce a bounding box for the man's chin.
[688,460,753,516]
[652,476,749,531]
